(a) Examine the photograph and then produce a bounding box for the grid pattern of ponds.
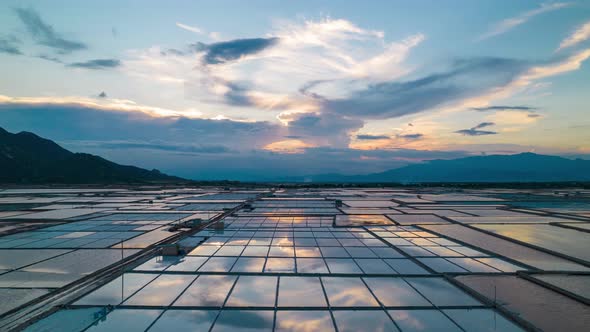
[252,201,335,208]
[42,307,525,332]
[235,208,341,216]
[224,216,335,229]
[0,213,192,249]
[3,187,588,331]
[174,204,240,211]
[62,219,532,331]
[68,273,524,331]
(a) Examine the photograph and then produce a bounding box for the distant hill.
[0,127,186,184]
[296,153,590,183]
[3,126,588,184]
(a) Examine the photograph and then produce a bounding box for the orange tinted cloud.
[263,139,316,154]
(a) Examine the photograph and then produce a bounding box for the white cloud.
[115,15,590,154]
[199,17,424,106]
[0,94,208,119]
[263,139,316,154]
[116,16,590,154]
[557,20,590,51]
[455,48,590,112]
[479,3,570,40]
[345,34,425,81]
[176,22,203,34]
[123,17,425,124]
[408,47,590,142]
[524,48,590,79]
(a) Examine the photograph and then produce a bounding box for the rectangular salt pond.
[277,276,327,307]
[225,275,277,307]
[530,274,590,301]
[123,274,195,306]
[173,275,236,307]
[456,275,590,332]
[75,273,158,305]
[474,224,590,263]
[422,224,590,271]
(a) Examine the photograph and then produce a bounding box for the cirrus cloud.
[557,20,590,51]
[196,37,280,65]
[68,59,121,70]
[0,36,22,55]
[356,134,390,140]
[117,16,590,151]
[471,105,537,112]
[14,7,87,54]
[478,2,570,40]
[455,122,497,136]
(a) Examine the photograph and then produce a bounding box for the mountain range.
[289,153,590,183]
[0,127,184,184]
[1,126,589,184]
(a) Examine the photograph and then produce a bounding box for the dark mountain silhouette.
[295,153,590,183]
[0,127,185,184]
[2,126,588,184]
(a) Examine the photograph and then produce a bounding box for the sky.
[0,1,589,180]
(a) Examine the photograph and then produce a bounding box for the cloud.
[160,48,188,56]
[162,18,425,112]
[455,129,497,136]
[473,122,495,129]
[455,122,497,136]
[471,105,536,111]
[0,95,569,180]
[176,22,220,40]
[263,139,316,154]
[114,17,589,151]
[308,48,589,126]
[278,111,364,147]
[176,22,203,34]
[356,134,390,140]
[0,98,283,152]
[358,34,425,79]
[258,19,423,87]
[352,133,423,151]
[196,37,280,65]
[14,8,87,53]
[0,36,22,55]
[397,133,424,140]
[0,94,203,118]
[220,81,256,106]
[308,57,527,119]
[522,48,590,80]
[461,48,590,114]
[557,20,590,51]
[0,97,461,178]
[75,141,232,154]
[68,59,121,70]
[35,54,63,63]
[479,3,570,40]
[123,17,590,133]
[121,18,427,148]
